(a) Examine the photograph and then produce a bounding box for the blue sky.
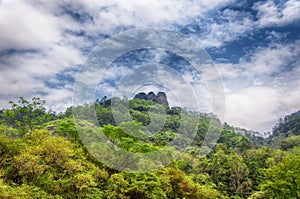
[0,0,299,132]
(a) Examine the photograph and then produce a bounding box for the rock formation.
[147,91,156,102]
[134,91,169,107]
[156,92,169,107]
[134,92,147,100]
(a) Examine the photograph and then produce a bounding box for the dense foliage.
[0,97,299,198]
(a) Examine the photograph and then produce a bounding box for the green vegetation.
[0,97,300,198]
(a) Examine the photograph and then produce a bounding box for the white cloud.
[253,0,300,27]
[224,77,300,132]
[0,1,61,51]
[81,0,237,26]
[225,86,280,131]
[196,0,300,48]
[219,40,300,132]
[198,9,255,48]
[43,87,74,112]
[0,1,85,109]
[240,41,300,77]
[9,0,237,40]
[0,0,299,133]
[219,40,300,86]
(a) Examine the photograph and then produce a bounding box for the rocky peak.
[134,92,147,100]
[156,92,169,107]
[147,91,156,101]
[134,91,169,107]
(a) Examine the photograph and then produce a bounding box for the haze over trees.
[0,96,300,198]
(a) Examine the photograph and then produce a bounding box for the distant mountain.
[222,123,265,147]
[267,110,300,148]
[95,93,299,149]
[273,110,300,137]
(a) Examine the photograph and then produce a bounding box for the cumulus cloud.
[0,1,61,51]
[197,9,255,48]
[0,43,83,105]
[219,40,300,85]
[0,1,85,108]
[0,0,238,106]
[79,0,238,30]
[253,0,300,27]
[226,86,280,131]
[0,0,299,133]
[220,40,300,131]
[195,0,300,48]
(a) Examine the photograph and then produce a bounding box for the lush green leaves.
[2,97,53,136]
[0,97,300,198]
[259,151,300,199]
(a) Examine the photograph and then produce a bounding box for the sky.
[0,0,299,132]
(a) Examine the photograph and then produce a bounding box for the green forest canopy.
[0,97,300,198]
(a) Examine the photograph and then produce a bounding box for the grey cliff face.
[156,92,169,107]
[134,91,169,107]
[134,92,148,100]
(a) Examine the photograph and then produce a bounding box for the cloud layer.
[0,0,299,132]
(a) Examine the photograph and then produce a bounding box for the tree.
[106,173,166,199]
[259,152,300,199]
[157,168,220,199]
[206,144,252,197]
[280,135,300,150]
[2,97,53,136]
[8,130,108,198]
[218,129,251,152]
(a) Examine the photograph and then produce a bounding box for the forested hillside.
[0,97,299,198]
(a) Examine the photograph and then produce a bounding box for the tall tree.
[260,151,300,199]
[2,97,53,136]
